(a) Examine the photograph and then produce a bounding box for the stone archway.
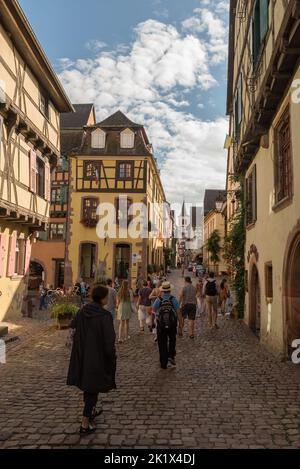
[283,223,300,357]
[249,263,261,338]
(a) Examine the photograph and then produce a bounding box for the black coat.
[67,302,116,394]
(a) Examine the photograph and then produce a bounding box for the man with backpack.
[153,282,180,370]
[205,272,219,329]
[179,277,197,339]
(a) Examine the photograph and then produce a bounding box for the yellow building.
[203,190,227,275]
[65,110,167,288]
[227,0,300,357]
[0,0,73,322]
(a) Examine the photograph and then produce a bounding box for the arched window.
[91,129,106,149]
[120,129,135,149]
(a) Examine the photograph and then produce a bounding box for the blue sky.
[20,0,229,204]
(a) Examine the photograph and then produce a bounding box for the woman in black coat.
[67,285,116,435]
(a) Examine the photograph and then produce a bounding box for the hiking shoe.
[168,358,176,367]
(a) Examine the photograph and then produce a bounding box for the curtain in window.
[30,150,37,193]
[0,234,7,277]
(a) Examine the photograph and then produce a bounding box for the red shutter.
[30,150,37,193]
[7,232,17,277]
[24,238,32,274]
[45,161,51,201]
[0,234,7,277]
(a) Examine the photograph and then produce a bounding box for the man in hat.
[153,281,180,369]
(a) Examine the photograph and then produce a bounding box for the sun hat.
[161,281,173,292]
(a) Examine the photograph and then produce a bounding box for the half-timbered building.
[226,0,300,357]
[65,110,167,287]
[0,0,72,321]
[31,104,96,289]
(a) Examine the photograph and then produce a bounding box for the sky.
[20,0,229,205]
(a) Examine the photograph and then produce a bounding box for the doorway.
[249,264,261,337]
[285,235,300,355]
[54,260,65,288]
[115,244,130,280]
[80,243,96,281]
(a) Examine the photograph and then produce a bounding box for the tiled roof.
[94,110,142,129]
[61,129,84,156]
[60,104,94,129]
[79,129,152,157]
[204,190,226,216]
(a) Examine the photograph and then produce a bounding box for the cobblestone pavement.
[1,270,300,449]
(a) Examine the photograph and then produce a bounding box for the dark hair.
[92,285,109,303]
[107,279,113,286]
[220,278,227,290]
[185,276,192,283]
[143,281,148,287]
[209,272,215,279]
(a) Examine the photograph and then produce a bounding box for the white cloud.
[85,40,107,52]
[59,16,228,204]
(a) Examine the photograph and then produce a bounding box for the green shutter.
[61,157,68,172]
[252,1,261,64]
[260,0,269,42]
[61,186,68,204]
[252,165,257,222]
[38,231,48,241]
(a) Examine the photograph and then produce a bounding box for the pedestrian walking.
[153,281,180,370]
[181,264,185,278]
[137,280,153,333]
[179,277,197,339]
[116,280,133,342]
[149,280,162,341]
[196,276,205,315]
[105,279,117,320]
[205,272,219,329]
[67,285,116,435]
[219,278,230,318]
[39,282,48,311]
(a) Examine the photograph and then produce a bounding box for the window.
[82,198,99,226]
[252,0,269,66]
[14,239,25,275]
[274,108,293,204]
[36,158,45,198]
[58,157,69,172]
[116,197,133,226]
[51,186,68,204]
[83,161,100,181]
[120,129,135,148]
[246,165,257,226]
[39,92,49,119]
[49,223,65,240]
[265,262,273,299]
[91,129,106,149]
[117,162,133,180]
[234,74,243,138]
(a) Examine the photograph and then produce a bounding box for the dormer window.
[91,129,106,149]
[120,128,135,149]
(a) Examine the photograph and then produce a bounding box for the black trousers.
[157,326,177,368]
[83,392,98,418]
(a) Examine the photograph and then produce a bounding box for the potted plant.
[51,303,79,330]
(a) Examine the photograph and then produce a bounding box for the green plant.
[50,303,79,321]
[206,230,221,269]
[224,176,246,319]
[147,264,154,275]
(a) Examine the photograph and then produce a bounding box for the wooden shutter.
[260,0,269,42]
[24,238,32,274]
[0,234,7,277]
[44,161,51,201]
[61,186,68,204]
[252,165,257,222]
[0,116,3,161]
[7,232,17,276]
[30,150,37,193]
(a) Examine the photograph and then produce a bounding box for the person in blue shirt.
[153,282,180,370]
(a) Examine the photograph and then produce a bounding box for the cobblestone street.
[1,270,300,449]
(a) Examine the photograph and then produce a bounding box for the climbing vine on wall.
[224,176,246,319]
